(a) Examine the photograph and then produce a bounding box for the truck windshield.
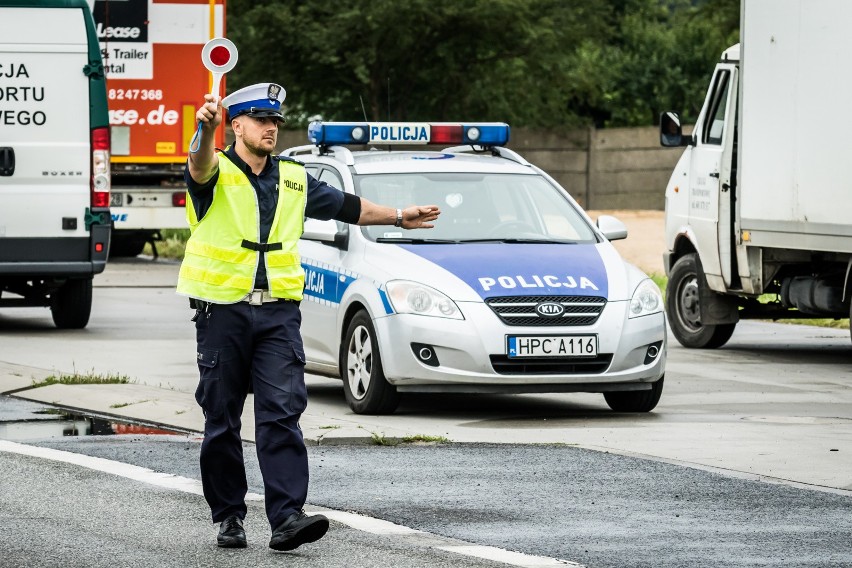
[355,172,598,243]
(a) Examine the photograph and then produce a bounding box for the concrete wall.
[233,125,686,211]
[510,126,684,211]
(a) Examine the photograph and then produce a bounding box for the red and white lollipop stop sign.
[201,38,238,101]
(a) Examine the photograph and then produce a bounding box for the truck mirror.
[660,111,686,147]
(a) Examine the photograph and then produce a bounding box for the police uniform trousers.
[194,299,308,529]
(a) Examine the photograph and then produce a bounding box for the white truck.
[660,0,852,348]
[0,0,111,329]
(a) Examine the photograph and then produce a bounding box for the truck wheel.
[50,278,93,329]
[604,376,664,412]
[340,310,400,415]
[666,253,735,348]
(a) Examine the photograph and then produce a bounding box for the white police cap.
[222,82,286,122]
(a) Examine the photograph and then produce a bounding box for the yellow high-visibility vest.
[176,152,307,303]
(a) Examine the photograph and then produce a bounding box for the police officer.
[178,83,440,551]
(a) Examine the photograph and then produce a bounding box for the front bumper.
[373,300,666,393]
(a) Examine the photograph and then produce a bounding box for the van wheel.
[340,310,399,415]
[51,278,93,329]
[666,253,735,348]
[604,376,664,412]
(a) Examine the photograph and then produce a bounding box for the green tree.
[229,0,612,127]
[227,0,738,128]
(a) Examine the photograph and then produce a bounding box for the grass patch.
[369,433,450,445]
[649,272,666,293]
[31,371,133,389]
[401,434,450,444]
[109,399,149,409]
[143,228,189,260]
[370,432,399,446]
[773,318,849,329]
[33,408,65,415]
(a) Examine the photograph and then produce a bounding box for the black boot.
[269,510,329,551]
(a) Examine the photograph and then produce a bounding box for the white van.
[0,0,111,328]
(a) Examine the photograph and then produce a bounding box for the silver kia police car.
[284,122,666,415]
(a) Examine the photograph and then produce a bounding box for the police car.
[284,122,666,415]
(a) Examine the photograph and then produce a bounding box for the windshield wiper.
[500,238,579,244]
[375,237,581,244]
[375,237,463,244]
[454,238,580,244]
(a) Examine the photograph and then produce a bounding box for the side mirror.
[597,215,628,241]
[660,111,690,147]
[301,218,348,250]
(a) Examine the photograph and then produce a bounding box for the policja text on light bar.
[307,121,510,147]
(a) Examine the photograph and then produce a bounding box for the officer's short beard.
[243,137,274,158]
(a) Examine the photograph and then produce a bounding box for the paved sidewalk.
[2,378,414,445]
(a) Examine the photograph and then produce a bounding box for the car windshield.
[355,172,598,243]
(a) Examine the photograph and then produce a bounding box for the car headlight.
[386,280,464,320]
[629,279,662,318]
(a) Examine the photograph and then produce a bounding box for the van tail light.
[91,127,110,208]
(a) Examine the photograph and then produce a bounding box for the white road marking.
[0,440,264,501]
[438,545,583,567]
[0,439,584,567]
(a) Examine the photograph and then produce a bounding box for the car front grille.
[485,295,606,326]
[489,354,613,375]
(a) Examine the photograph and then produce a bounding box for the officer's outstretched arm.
[357,198,441,229]
[188,94,221,184]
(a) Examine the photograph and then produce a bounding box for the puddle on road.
[0,408,183,441]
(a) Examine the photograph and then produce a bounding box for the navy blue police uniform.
[185,145,361,532]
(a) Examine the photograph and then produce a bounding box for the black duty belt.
[241,239,283,252]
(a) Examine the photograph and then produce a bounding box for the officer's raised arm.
[356,199,441,229]
[187,93,221,184]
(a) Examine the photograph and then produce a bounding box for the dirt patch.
[586,210,665,276]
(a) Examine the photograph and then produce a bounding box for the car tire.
[603,376,664,412]
[340,310,400,415]
[666,253,736,348]
[51,278,93,329]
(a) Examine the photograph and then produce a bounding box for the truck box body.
[95,0,224,256]
[739,0,852,252]
[660,0,852,348]
[0,0,111,328]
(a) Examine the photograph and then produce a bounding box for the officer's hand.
[402,205,441,229]
[196,94,222,130]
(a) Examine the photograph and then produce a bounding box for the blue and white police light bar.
[307,121,510,147]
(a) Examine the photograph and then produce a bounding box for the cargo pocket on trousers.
[195,347,222,419]
[287,344,308,415]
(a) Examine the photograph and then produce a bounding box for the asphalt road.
[2,258,852,567]
[4,426,850,568]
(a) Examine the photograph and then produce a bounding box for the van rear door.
[0,6,92,244]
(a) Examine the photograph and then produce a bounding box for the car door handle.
[708,171,720,178]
